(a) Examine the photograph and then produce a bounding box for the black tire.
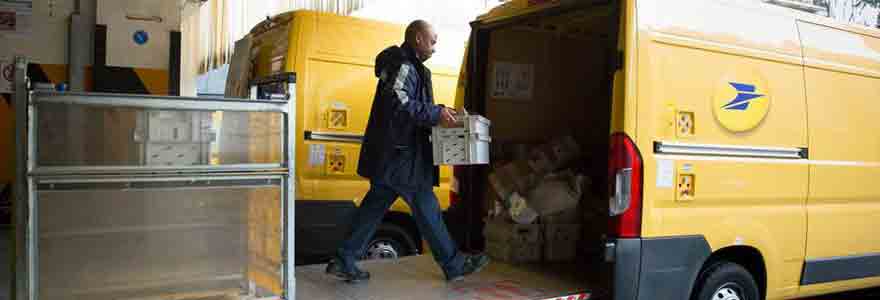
[361,223,417,261]
[692,262,761,300]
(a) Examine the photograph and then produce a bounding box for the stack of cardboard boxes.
[484,136,593,263]
[484,218,543,263]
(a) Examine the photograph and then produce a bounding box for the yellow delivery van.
[228,11,463,264]
[447,0,880,300]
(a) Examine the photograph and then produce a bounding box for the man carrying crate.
[326,20,489,283]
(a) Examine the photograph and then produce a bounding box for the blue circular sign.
[133,30,149,45]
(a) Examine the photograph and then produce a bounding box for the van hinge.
[614,50,625,70]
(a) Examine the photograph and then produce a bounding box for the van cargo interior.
[298,2,621,299]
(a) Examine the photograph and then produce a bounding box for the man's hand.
[440,107,458,128]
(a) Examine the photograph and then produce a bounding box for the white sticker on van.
[492,62,534,100]
[682,163,694,173]
[657,159,674,188]
[309,144,326,167]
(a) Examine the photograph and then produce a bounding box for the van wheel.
[692,262,760,300]
[362,223,417,261]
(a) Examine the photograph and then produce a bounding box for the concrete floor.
[0,225,876,300]
[296,254,600,300]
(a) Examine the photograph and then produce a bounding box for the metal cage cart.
[13,57,298,300]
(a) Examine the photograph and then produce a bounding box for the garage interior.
[3,1,880,300]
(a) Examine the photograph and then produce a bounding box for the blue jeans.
[337,182,465,278]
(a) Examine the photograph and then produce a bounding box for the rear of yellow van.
[454,1,880,300]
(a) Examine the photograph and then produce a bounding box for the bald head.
[405,20,437,62]
[405,20,431,43]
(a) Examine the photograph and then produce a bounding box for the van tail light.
[608,133,643,238]
[449,166,463,208]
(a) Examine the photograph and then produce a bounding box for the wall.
[196,63,229,96]
[486,27,611,147]
[0,0,197,95]
[0,0,86,65]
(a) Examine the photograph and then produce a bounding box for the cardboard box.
[544,237,578,262]
[484,218,542,243]
[527,172,585,216]
[541,207,582,224]
[544,224,581,262]
[489,160,538,202]
[545,224,582,242]
[527,136,581,174]
[486,239,542,263]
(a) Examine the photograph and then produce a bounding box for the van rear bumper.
[606,236,711,300]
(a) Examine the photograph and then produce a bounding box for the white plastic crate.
[431,114,491,165]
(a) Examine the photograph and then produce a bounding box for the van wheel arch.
[691,246,767,300]
[381,211,423,254]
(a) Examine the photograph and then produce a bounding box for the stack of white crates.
[431,114,492,165]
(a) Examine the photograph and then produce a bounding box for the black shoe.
[325,258,371,283]
[447,254,490,282]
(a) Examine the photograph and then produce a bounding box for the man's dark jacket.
[357,42,442,189]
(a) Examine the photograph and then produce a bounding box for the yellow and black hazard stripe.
[24,63,95,91]
[2,63,84,105]
[94,25,181,95]
[27,63,67,85]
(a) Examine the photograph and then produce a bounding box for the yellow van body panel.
[460,0,880,299]
[795,15,880,299]
[635,1,880,298]
[635,1,809,298]
[620,0,638,142]
[798,19,880,259]
[250,11,457,215]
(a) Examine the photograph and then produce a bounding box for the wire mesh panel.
[34,103,285,168]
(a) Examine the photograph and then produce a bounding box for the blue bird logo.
[722,82,765,111]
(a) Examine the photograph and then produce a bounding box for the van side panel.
[635,1,808,299]
[797,19,880,296]
[278,12,457,260]
[300,12,453,212]
[243,14,306,295]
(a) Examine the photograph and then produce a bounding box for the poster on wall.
[0,9,14,32]
[0,4,32,37]
[491,61,534,101]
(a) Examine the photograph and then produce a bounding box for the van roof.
[249,9,464,75]
[475,0,880,39]
[476,0,566,24]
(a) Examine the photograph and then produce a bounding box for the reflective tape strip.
[305,131,363,144]
[394,64,411,105]
[655,141,806,159]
